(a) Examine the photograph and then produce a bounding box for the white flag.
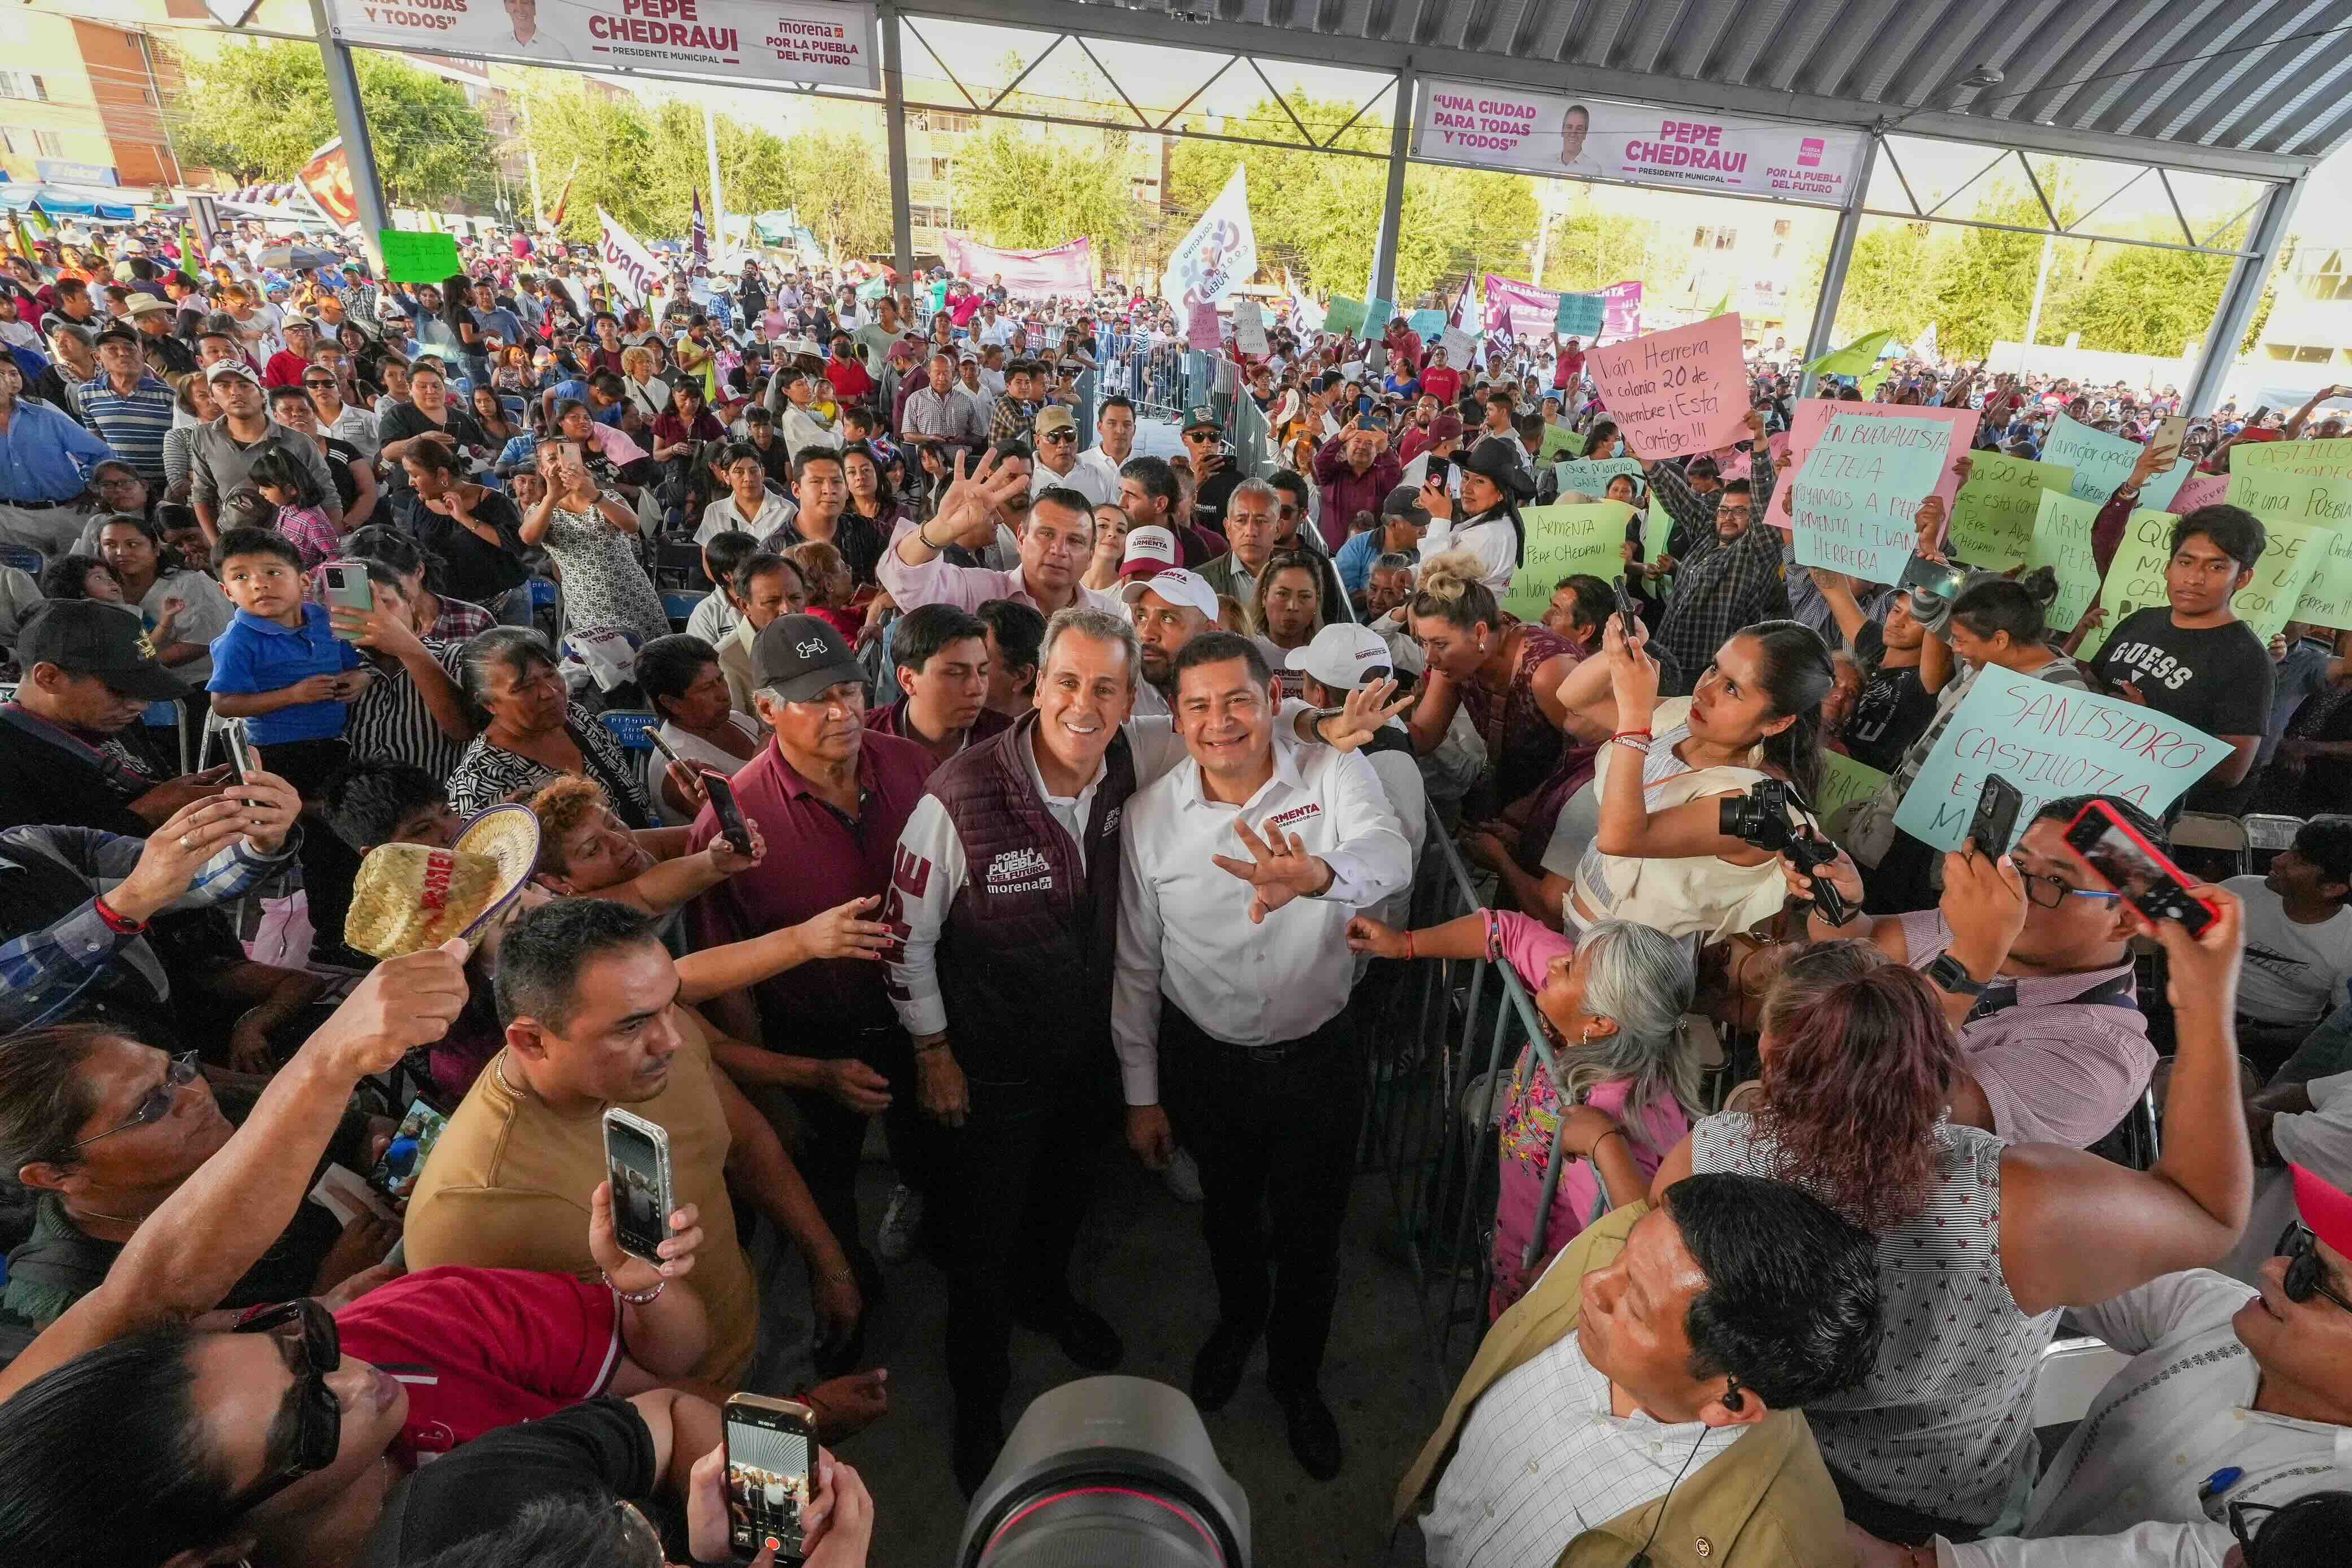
[598,207,661,306]
[1161,167,1257,315]
[1916,320,1939,363]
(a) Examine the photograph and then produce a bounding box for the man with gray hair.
[1197,477,1284,604]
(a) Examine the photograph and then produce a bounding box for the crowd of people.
[0,214,2348,1568]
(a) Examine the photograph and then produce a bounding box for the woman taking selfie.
[520,441,672,647]
[1404,553,1582,811]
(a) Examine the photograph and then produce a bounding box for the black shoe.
[953,1410,1006,1498]
[1188,1320,1259,1412]
[1271,1382,1343,1481]
[1016,1299,1125,1372]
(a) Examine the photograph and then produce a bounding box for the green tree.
[950,124,1138,250]
[2047,244,2243,358]
[171,41,492,210]
[1832,221,1948,346]
[1539,207,1654,294]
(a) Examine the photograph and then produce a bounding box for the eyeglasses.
[221,1299,343,1517]
[2018,870,2125,911]
[2277,1223,2352,1312]
[70,1050,200,1148]
[2229,1499,2283,1553]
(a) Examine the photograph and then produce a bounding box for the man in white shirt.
[1028,405,1114,506]
[881,461,1123,620]
[2225,818,2352,1075]
[1114,630,1412,1480]
[696,440,794,545]
[1078,394,1137,496]
[958,354,997,427]
[1867,1164,2352,1568]
[1398,1176,1879,1568]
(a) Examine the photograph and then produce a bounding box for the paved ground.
[833,1155,1446,1566]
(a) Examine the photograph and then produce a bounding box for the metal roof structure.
[916,0,2346,180]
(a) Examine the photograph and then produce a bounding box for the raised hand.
[1210,817,1333,924]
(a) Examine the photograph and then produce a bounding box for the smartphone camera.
[2063,802,2218,937]
[726,1396,815,1564]
[603,1110,672,1265]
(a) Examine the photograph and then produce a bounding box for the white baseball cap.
[1119,525,1179,581]
[1120,566,1220,621]
[1287,622,1397,690]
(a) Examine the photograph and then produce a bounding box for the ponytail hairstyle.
[1407,548,1501,634]
[1584,418,1622,457]
[1948,567,2057,652]
[1737,618,1834,802]
[1753,940,1960,1229]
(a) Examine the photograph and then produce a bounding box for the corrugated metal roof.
[1172,0,2352,164]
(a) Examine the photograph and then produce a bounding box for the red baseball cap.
[2293,1164,2352,1258]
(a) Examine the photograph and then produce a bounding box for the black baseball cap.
[753,614,864,704]
[17,599,190,701]
[91,322,139,350]
[1381,483,1432,527]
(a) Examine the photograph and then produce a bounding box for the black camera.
[1718,779,1849,926]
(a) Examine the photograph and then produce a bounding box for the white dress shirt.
[684,586,740,648]
[1944,1269,2352,1568]
[1112,735,1410,1103]
[1421,1244,1740,1568]
[1078,447,1130,496]
[1420,511,1519,592]
[696,490,794,545]
[1031,454,1116,508]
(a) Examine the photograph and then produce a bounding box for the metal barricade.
[1360,815,1592,1383]
[1102,334,1192,422]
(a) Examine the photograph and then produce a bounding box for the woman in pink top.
[1349,908,1704,1316]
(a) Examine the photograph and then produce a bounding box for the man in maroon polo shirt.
[687,614,936,1341]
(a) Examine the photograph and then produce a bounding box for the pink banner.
[2165,470,2230,516]
[939,235,1094,298]
[1481,273,1643,345]
[1603,281,1644,341]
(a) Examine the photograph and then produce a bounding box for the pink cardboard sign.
[1585,313,1749,461]
[2165,470,2230,516]
[1186,301,1221,352]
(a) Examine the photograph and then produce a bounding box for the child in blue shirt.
[208,526,372,963]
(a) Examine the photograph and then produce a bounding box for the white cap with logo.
[1119,566,1220,621]
[1286,621,1396,690]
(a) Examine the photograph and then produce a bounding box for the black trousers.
[941,1060,1117,1420]
[257,737,364,969]
[1160,1001,1364,1393]
[784,1023,936,1281]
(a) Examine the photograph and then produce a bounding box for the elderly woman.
[636,632,763,826]
[161,374,220,504]
[620,343,671,423]
[446,626,652,824]
[1348,911,1703,1314]
[0,1021,393,1330]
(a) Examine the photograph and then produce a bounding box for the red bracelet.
[1610,729,1652,741]
[1403,930,1416,961]
[91,895,146,935]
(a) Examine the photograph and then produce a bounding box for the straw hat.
[344,805,541,958]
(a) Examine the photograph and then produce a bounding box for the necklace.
[68,1202,152,1226]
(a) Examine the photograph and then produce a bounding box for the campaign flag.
[690,190,708,267]
[1915,320,1939,363]
[546,159,580,230]
[1804,329,1894,379]
[1162,166,1256,315]
[597,207,662,306]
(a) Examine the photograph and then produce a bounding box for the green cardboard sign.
[378,228,461,285]
[1501,503,1635,623]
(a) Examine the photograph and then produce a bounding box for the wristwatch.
[1925,952,1987,999]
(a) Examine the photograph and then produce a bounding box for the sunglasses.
[221,1299,343,1517]
[2277,1223,2352,1312]
[71,1050,200,1148]
[1040,429,1076,443]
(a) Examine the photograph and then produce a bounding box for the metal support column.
[309,0,393,272]
[880,2,916,287]
[1797,136,1876,400]
[2184,177,2304,418]
[1367,63,1413,307]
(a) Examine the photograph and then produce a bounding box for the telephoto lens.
[957,1376,1251,1568]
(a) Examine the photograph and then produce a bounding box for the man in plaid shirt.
[0,778,302,1034]
[1642,409,1787,698]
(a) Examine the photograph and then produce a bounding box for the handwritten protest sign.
[1364,298,1396,334]
[2165,470,2231,517]
[1438,326,1476,366]
[2037,414,2189,508]
[2020,488,2104,634]
[1555,292,1606,337]
[1784,400,1977,515]
[1501,503,1635,623]
[2234,521,2338,644]
[1554,457,1645,499]
[2074,509,2189,661]
[2293,531,2352,629]
[1644,495,1674,565]
[1944,452,2073,569]
[1538,425,1586,461]
[2141,459,2196,511]
[1893,665,2226,853]
[1789,413,1949,584]
[379,228,461,285]
[2224,439,2352,627]
[1322,296,1365,337]
[1230,298,1267,356]
[1585,314,1747,460]
[1408,309,1448,339]
[1815,751,1891,850]
[1186,301,1222,352]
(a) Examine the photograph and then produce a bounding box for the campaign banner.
[1603,281,1644,341]
[1162,166,1256,315]
[1412,80,1867,206]
[598,206,661,305]
[323,0,878,88]
[1502,503,1636,623]
[1584,314,1747,461]
[296,138,361,232]
[939,235,1092,298]
[1484,274,1558,345]
[1789,412,1949,585]
[1893,665,2227,854]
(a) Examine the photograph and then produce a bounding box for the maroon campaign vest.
[919,711,1135,1084]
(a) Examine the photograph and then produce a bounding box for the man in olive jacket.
[1395,1175,1882,1568]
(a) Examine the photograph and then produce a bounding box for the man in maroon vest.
[885,606,1145,1494]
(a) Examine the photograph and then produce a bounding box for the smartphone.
[1611,574,1640,641]
[319,561,373,640]
[1364,410,1390,431]
[701,769,755,858]
[1968,774,2023,858]
[2250,406,2271,428]
[2151,414,2188,456]
[2062,799,2220,937]
[222,717,258,786]
[368,1097,450,1203]
[724,1394,818,1563]
[646,727,686,770]
[602,1107,675,1265]
[1899,555,1970,601]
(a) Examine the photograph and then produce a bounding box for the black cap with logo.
[16,599,190,701]
[752,614,865,704]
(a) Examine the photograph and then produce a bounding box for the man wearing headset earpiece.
[1394,1173,1884,1568]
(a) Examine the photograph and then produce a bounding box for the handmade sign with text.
[1789,413,1949,585]
[1945,452,2074,570]
[1501,503,1635,623]
[2074,509,2193,660]
[1584,314,1746,461]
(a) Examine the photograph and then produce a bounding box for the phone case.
[602,1107,675,1264]
[2061,801,2220,936]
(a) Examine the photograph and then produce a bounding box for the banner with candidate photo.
[1412,80,1865,206]
[323,0,877,89]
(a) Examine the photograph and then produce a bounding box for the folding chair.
[2169,812,2247,884]
[2243,814,2304,875]
[660,591,702,630]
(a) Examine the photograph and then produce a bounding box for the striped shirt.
[346,638,471,778]
[75,374,176,483]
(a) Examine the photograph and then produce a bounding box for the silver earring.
[1579,1025,1594,1045]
